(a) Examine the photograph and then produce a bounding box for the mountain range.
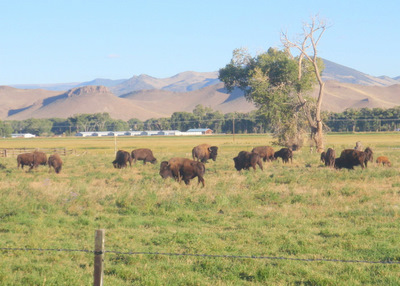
[2,59,399,121]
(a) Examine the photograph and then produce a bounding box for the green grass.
[0,133,399,285]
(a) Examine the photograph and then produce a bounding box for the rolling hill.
[1,59,399,121]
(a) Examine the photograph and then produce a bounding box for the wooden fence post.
[93,229,105,286]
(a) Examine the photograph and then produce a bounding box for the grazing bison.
[337,149,368,169]
[376,156,391,167]
[251,146,275,162]
[192,144,218,163]
[131,148,157,165]
[159,157,205,186]
[48,153,63,174]
[32,151,47,169]
[324,148,336,167]
[112,150,132,169]
[274,148,293,163]
[17,152,35,169]
[233,151,263,172]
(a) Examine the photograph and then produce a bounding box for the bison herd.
[110,143,392,186]
[17,151,63,173]
[14,142,393,186]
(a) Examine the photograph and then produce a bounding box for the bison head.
[364,147,373,162]
[159,161,172,179]
[233,156,243,171]
[208,146,218,161]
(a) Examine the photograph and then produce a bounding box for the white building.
[11,133,36,138]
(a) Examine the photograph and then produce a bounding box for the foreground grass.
[0,133,399,285]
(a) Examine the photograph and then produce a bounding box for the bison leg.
[257,161,263,171]
[198,176,205,187]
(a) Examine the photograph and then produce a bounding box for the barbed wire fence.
[1,229,399,286]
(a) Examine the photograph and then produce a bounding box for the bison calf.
[112,150,132,169]
[376,156,391,167]
[131,148,157,165]
[192,144,218,163]
[274,148,293,163]
[48,153,63,174]
[233,151,263,172]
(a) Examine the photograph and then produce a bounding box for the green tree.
[127,118,144,130]
[0,121,12,137]
[219,47,316,147]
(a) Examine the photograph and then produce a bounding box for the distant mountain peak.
[66,85,110,97]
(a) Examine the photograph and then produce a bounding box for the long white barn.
[75,129,210,137]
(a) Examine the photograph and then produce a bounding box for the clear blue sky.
[1,0,399,85]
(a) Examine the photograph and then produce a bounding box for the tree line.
[0,105,399,138]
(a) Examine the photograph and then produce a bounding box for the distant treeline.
[0,105,399,137]
[324,106,400,132]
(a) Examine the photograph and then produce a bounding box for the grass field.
[0,133,399,285]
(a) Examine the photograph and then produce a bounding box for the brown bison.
[251,146,275,162]
[324,148,336,167]
[192,144,218,163]
[363,147,373,166]
[33,151,47,169]
[274,148,293,163]
[131,148,157,165]
[17,152,35,169]
[376,156,391,167]
[233,151,263,172]
[112,150,132,169]
[159,157,205,186]
[48,153,63,174]
[337,149,368,169]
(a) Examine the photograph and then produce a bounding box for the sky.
[1,0,399,85]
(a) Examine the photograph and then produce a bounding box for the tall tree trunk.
[314,81,325,152]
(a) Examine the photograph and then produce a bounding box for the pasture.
[0,133,399,285]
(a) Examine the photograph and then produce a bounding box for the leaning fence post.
[94,229,105,286]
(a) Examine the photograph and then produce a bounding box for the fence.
[0,148,75,157]
[0,229,399,286]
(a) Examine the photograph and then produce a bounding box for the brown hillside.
[315,81,400,112]
[1,82,399,121]
[0,86,60,118]
[6,86,165,121]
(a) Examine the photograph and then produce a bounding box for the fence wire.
[1,247,399,265]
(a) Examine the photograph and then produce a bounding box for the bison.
[233,151,263,172]
[112,150,132,169]
[159,157,205,186]
[251,146,275,162]
[33,151,48,169]
[48,153,63,174]
[376,156,391,167]
[131,148,157,165]
[363,147,373,167]
[324,148,336,167]
[192,144,218,163]
[274,148,293,163]
[337,149,368,169]
[17,152,35,169]
[338,147,373,170]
